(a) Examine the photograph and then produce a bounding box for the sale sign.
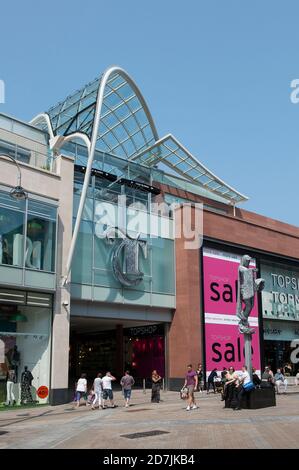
[203,247,261,375]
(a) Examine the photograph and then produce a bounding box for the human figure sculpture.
[236,255,265,334]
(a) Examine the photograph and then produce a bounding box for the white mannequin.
[6,369,16,406]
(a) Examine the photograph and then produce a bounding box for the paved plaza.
[0,389,299,449]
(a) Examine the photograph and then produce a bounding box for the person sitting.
[274,368,288,394]
[261,367,275,388]
[283,363,292,377]
[252,368,261,387]
[207,368,218,394]
[222,368,238,407]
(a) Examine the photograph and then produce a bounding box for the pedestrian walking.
[183,364,198,411]
[102,372,116,408]
[91,373,103,410]
[120,370,135,407]
[75,373,88,408]
[196,363,204,392]
[151,370,162,403]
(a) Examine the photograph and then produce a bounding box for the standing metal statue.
[236,255,265,377]
[236,255,264,334]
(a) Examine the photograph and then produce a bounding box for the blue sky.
[0,1,299,225]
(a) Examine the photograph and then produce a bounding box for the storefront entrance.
[264,340,299,375]
[69,318,166,390]
[123,324,165,384]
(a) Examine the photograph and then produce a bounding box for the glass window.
[152,238,175,295]
[0,191,25,267]
[0,304,52,405]
[0,191,57,272]
[26,215,56,272]
[71,220,93,285]
[0,139,31,165]
[26,200,56,272]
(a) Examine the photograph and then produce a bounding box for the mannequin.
[21,366,34,404]
[10,345,21,381]
[6,369,16,406]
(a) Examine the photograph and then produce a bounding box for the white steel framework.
[30,66,248,283]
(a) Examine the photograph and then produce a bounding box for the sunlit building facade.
[0,67,298,405]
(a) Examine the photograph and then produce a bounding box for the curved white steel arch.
[61,66,158,284]
[30,113,55,141]
[30,66,248,284]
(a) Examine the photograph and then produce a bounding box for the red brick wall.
[168,214,203,379]
[167,189,299,383]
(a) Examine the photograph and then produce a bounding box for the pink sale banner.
[203,248,261,374]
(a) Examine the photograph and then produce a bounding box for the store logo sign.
[106,227,147,287]
[130,325,158,336]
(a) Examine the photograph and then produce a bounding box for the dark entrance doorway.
[263,340,298,374]
[69,318,166,391]
[124,324,165,386]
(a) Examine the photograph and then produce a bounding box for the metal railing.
[0,139,57,173]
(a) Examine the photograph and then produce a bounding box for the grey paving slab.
[0,390,298,449]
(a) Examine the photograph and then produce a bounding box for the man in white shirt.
[102,372,116,408]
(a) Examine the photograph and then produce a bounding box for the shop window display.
[0,198,25,267]
[0,190,57,272]
[0,304,51,406]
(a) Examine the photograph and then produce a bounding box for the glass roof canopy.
[131,134,247,203]
[42,70,158,159]
[31,66,247,205]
